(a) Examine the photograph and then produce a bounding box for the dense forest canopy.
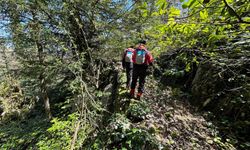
[0,0,249,149]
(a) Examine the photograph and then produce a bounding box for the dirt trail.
[124,76,236,150]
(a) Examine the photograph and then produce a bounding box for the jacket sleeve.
[146,51,154,65]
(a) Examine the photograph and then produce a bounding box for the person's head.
[129,45,134,49]
[138,40,146,45]
[137,40,147,49]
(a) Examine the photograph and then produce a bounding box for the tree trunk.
[36,41,52,120]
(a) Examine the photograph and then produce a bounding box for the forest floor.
[117,74,236,150]
[0,72,239,149]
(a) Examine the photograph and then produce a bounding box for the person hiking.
[130,40,153,99]
[122,46,135,89]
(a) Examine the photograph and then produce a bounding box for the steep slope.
[101,73,236,149]
[139,77,235,149]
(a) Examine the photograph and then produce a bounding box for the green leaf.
[182,3,188,9]
[189,0,197,8]
[226,0,233,4]
[159,9,167,15]
[185,63,191,72]
[142,9,148,17]
[202,27,209,33]
[156,0,167,9]
[169,7,181,17]
[188,0,199,8]
[200,10,208,20]
[182,0,199,9]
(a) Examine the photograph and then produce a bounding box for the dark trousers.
[131,64,147,93]
[125,62,133,87]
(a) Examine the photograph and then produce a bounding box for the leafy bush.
[37,113,89,150]
[125,128,160,150]
[158,49,200,88]
[89,113,160,149]
[158,44,250,148]
[0,76,32,121]
[0,116,48,149]
[126,101,151,123]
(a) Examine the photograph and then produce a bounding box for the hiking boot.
[130,89,135,98]
[136,92,143,100]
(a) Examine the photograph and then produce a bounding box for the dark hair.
[138,40,146,45]
[129,45,134,48]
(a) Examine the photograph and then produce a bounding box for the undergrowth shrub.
[37,113,89,150]
[0,76,32,121]
[89,113,160,150]
[126,101,151,123]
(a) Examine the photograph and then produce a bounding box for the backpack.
[135,49,146,64]
[124,50,133,62]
